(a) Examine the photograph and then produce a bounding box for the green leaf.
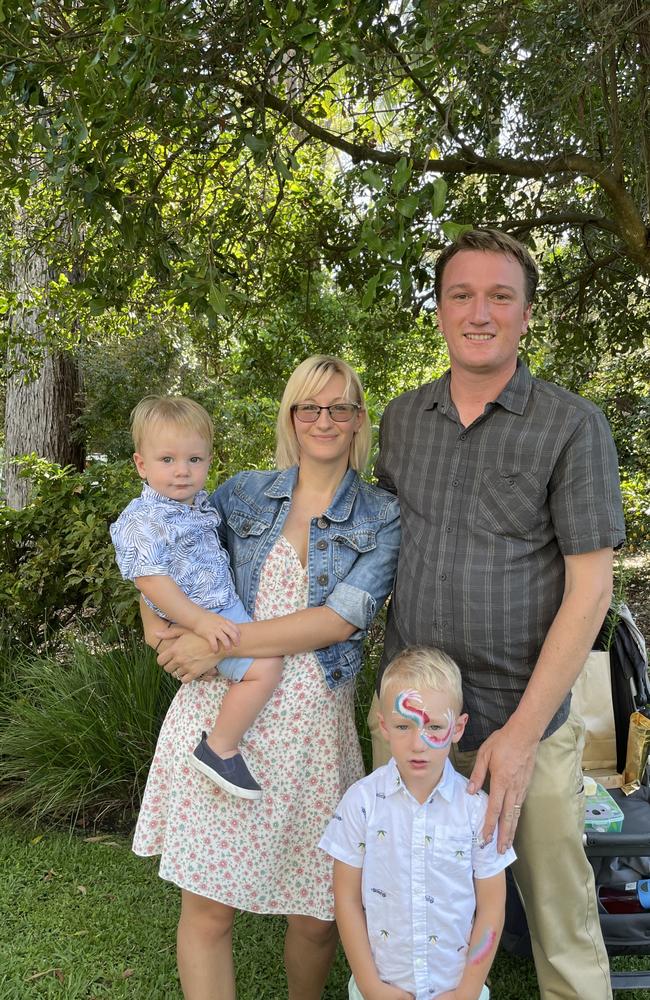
[208,283,229,316]
[392,157,411,195]
[396,194,419,218]
[441,221,474,241]
[106,43,122,67]
[431,177,447,218]
[263,0,281,27]
[361,167,383,191]
[32,123,49,146]
[244,133,267,154]
[312,41,332,65]
[361,272,381,308]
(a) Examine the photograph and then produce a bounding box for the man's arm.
[436,873,505,1000]
[469,546,613,851]
[333,861,414,1000]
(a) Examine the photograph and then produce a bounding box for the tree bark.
[4,226,84,510]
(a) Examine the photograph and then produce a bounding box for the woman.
[135,356,400,1000]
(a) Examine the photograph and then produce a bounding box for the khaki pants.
[368,696,612,1000]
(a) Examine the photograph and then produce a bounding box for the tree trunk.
[4,224,84,510]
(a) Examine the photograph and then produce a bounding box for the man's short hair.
[380,646,463,714]
[434,228,539,306]
[275,354,371,471]
[130,396,214,452]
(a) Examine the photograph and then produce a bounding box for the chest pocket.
[330,528,377,580]
[432,826,474,877]
[477,468,547,538]
[226,510,270,565]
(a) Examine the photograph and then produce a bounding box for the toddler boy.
[320,646,515,999]
[110,395,283,799]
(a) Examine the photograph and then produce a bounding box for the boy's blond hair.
[275,355,371,471]
[130,396,214,452]
[380,646,464,713]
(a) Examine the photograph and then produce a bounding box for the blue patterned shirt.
[110,483,238,618]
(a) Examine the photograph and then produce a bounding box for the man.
[374,229,625,1000]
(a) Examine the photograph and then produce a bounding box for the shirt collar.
[140,482,211,510]
[424,359,532,416]
[264,466,359,522]
[384,756,456,804]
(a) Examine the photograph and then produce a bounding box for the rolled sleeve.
[110,512,171,583]
[325,500,400,631]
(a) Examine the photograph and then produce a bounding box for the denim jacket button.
[332,668,343,680]
[242,520,252,532]
[316,539,327,551]
[317,573,329,585]
[317,517,328,529]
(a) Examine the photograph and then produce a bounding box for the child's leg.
[206,656,283,756]
[189,655,283,797]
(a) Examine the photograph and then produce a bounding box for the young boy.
[319,646,515,1000]
[110,395,283,800]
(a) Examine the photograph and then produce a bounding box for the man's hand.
[156,627,220,682]
[194,610,240,653]
[467,720,539,852]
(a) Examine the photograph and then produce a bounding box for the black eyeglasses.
[291,403,361,423]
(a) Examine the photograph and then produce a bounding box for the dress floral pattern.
[132,535,365,919]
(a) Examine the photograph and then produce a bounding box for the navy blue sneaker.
[190,732,262,799]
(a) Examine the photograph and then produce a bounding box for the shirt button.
[440,573,447,580]
[452,480,459,487]
[459,433,467,440]
[317,573,329,585]
[317,517,328,529]
[332,668,343,680]
[446,525,452,532]
[316,539,327,551]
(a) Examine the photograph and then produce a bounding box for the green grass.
[2,822,650,998]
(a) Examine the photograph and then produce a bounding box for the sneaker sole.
[188,751,262,800]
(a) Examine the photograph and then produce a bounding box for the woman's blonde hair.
[275,355,371,471]
[130,396,214,452]
[380,646,464,714]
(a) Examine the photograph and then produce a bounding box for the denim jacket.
[210,466,400,690]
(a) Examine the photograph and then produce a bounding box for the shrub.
[620,472,650,553]
[0,628,176,827]
[0,457,139,642]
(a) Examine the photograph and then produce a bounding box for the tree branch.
[234,81,649,274]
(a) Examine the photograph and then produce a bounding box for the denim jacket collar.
[264,466,360,523]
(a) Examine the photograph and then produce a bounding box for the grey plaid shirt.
[376,361,626,750]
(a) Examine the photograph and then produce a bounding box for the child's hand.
[194,611,241,653]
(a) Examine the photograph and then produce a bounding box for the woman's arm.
[150,602,357,680]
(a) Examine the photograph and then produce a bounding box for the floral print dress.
[132,535,365,919]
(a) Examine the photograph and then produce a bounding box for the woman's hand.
[156,626,220,682]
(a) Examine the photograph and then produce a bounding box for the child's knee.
[288,914,337,947]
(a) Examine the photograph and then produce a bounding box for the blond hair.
[130,396,214,452]
[380,646,464,713]
[275,355,371,471]
[435,228,539,306]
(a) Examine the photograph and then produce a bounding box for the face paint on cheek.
[468,928,497,965]
[419,707,455,749]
